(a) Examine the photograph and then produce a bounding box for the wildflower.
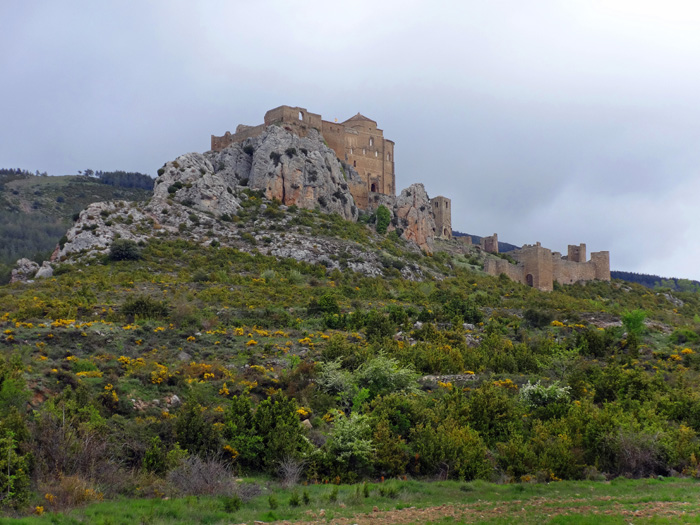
[246,339,258,346]
[186,336,196,342]
[682,348,694,355]
[76,370,103,378]
[35,506,44,515]
[223,444,239,459]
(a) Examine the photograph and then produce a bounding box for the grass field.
[2,477,699,524]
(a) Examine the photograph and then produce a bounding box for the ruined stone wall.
[489,240,611,292]
[552,258,597,285]
[431,196,452,239]
[485,258,525,284]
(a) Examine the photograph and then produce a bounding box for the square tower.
[431,196,452,239]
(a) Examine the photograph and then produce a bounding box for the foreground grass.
[4,477,700,524]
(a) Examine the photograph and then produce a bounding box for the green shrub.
[121,295,169,320]
[221,494,243,512]
[376,205,391,235]
[109,239,141,261]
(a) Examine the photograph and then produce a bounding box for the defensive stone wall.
[211,105,395,208]
[485,240,611,291]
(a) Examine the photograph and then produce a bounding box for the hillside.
[2,130,700,520]
[0,170,152,283]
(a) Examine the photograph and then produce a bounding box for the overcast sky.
[2,1,700,279]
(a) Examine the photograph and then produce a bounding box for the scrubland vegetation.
[1,203,700,522]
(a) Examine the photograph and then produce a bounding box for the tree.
[375,205,391,235]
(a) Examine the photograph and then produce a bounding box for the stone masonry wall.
[486,241,611,292]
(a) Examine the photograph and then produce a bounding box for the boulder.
[393,183,436,253]
[34,262,53,279]
[10,258,39,283]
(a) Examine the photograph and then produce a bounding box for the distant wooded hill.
[0,169,153,283]
[611,271,700,292]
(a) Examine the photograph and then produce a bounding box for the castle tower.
[431,196,452,239]
[567,244,586,262]
[481,233,499,254]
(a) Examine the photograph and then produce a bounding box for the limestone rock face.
[51,201,153,260]
[153,153,240,217]
[206,126,358,221]
[10,258,39,283]
[394,184,436,253]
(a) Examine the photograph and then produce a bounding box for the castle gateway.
[211,105,395,209]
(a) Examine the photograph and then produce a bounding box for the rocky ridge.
[14,124,440,280]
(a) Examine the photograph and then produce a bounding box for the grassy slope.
[6,478,700,524]
[2,202,700,521]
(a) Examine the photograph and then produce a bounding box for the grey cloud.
[2,1,700,278]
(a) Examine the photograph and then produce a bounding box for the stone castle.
[212,105,610,291]
[212,106,396,210]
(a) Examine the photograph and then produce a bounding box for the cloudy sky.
[2,1,700,279]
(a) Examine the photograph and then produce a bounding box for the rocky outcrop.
[39,123,437,278]
[10,258,39,283]
[152,153,240,217]
[393,184,436,253]
[51,198,240,261]
[205,126,359,221]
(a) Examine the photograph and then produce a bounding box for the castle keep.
[484,242,610,292]
[212,105,396,209]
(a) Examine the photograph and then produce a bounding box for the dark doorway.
[526,274,534,287]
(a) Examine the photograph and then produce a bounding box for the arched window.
[387,153,391,161]
[362,148,366,155]
[375,151,378,157]
[369,138,374,147]
[353,160,356,167]
[371,183,377,192]
[349,148,353,155]
[298,111,303,121]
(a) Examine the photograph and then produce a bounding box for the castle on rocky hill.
[211,105,609,291]
[212,106,397,210]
